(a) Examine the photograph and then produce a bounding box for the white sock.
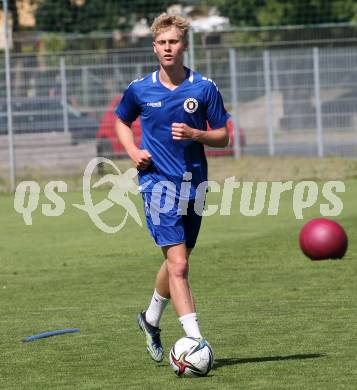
[179,312,202,338]
[145,289,169,328]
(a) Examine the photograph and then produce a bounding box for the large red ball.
[299,218,348,260]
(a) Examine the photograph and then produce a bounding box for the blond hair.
[151,13,190,41]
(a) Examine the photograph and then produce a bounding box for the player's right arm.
[115,118,151,170]
[115,82,151,170]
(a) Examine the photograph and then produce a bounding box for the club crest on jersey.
[183,98,198,113]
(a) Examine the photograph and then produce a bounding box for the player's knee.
[168,257,188,279]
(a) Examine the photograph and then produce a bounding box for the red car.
[96,96,235,159]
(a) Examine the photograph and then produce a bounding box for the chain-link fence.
[1,43,357,186]
[8,23,357,53]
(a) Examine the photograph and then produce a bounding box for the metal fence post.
[272,55,279,91]
[3,0,16,191]
[136,63,143,78]
[229,48,240,159]
[313,47,324,157]
[263,50,275,156]
[188,28,195,71]
[60,57,69,133]
[82,66,89,107]
[206,49,212,79]
[184,51,189,67]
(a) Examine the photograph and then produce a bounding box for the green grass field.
[0,157,356,389]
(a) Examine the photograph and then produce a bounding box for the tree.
[208,0,357,27]
[34,0,78,32]
[8,0,20,32]
[8,0,23,51]
[32,0,175,33]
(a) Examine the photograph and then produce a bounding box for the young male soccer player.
[115,13,229,362]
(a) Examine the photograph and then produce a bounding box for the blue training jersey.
[116,68,228,199]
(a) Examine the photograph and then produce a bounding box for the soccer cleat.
[137,311,164,362]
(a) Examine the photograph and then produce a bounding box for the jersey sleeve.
[115,82,140,124]
[205,81,228,129]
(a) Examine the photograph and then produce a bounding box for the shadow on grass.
[214,353,326,369]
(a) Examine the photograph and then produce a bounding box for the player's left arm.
[172,79,230,147]
[171,123,229,147]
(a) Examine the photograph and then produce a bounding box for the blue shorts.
[142,192,203,248]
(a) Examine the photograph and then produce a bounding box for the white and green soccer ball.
[169,337,214,377]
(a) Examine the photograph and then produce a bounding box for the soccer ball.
[169,337,214,377]
[299,218,348,260]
